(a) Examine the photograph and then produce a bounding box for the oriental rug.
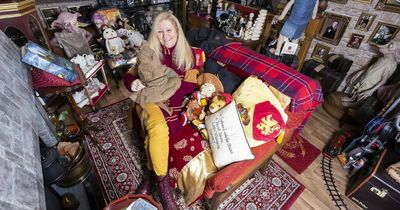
[85,99,304,209]
[277,133,321,174]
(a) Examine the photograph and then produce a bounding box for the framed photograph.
[354,0,373,3]
[368,22,400,46]
[375,0,400,13]
[354,12,376,31]
[316,13,351,45]
[329,0,348,4]
[311,43,331,62]
[347,33,365,49]
[67,5,93,24]
[39,7,61,28]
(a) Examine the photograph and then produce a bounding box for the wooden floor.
[95,77,362,210]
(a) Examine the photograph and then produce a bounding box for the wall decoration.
[39,7,61,28]
[354,0,373,3]
[368,22,399,46]
[330,0,349,4]
[316,13,351,45]
[311,43,330,62]
[354,12,376,31]
[375,0,400,13]
[347,33,364,49]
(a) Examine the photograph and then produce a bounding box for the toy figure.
[103,28,126,56]
[271,0,319,57]
[50,12,93,58]
[342,41,400,107]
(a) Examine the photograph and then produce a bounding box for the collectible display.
[50,12,93,58]
[22,41,77,82]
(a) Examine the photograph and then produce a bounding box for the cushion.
[233,76,288,147]
[205,100,254,169]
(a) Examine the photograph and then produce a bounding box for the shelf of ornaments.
[215,0,268,52]
[124,0,175,9]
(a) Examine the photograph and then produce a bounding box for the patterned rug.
[277,134,321,174]
[85,99,304,209]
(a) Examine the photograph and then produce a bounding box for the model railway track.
[321,153,349,210]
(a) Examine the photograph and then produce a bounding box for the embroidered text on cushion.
[205,100,254,169]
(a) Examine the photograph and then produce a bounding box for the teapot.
[71,55,87,69]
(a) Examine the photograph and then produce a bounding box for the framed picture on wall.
[354,0,373,3]
[375,0,400,13]
[347,33,364,49]
[354,12,376,31]
[368,22,400,46]
[39,7,61,28]
[311,43,330,62]
[316,13,351,45]
[329,0,348,4]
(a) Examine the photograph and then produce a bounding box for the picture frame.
[316,13,351,45]
[347,33,365,49]
[39,7,61,29]
[329,0,348,4]
[353,0,373,3]
[354,12,376,31]
[375,0,400,13]
[311,43,330,62]
[368,22,400,46]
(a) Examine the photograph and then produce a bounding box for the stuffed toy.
[103,28,125,56]
[208,93,232,114]
[50,12,93,58]
[127,30,145,48]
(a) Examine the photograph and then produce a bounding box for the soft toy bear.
[127,30,145,48]
[208,93,232,114]
[103,28,125,56]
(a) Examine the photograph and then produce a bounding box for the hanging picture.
[368,22,400,46]
[39,7,62,29]
[329,0,348,4]
[347,33,364,49]
[311,43,330,62]
[316,13,351,45]
[354,0,373,3]
[375,0,400,13]
[354,12,376,31]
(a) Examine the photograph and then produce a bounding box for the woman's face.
[156,19,177,48]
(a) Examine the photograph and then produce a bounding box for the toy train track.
[321,153,349,210]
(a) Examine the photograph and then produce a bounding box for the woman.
[123,12,205,209]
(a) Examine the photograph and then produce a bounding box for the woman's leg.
[141,103,179,210]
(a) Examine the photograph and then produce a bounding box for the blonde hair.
[147,12,194,71]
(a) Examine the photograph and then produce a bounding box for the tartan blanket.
[209,42,323,113]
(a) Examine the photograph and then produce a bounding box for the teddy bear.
[208,92,232,114]
[126,30,145,48]
[103,28,125,56]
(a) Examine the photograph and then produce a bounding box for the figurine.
[50,12,93,58]
[103,28,125,56]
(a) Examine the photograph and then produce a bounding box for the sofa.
[125,42,323,208]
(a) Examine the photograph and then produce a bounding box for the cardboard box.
[21,41,78,82]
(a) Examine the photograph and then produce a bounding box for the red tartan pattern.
[209,42,323,112]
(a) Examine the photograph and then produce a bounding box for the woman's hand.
[131,79,145,92]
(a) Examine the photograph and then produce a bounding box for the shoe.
[136,170,154,195]
[156,175,179,210]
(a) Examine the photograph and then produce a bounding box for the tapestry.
[277,133,321,174]
[85,99,304,209]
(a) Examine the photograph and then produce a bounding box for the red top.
[123,45,205,134]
